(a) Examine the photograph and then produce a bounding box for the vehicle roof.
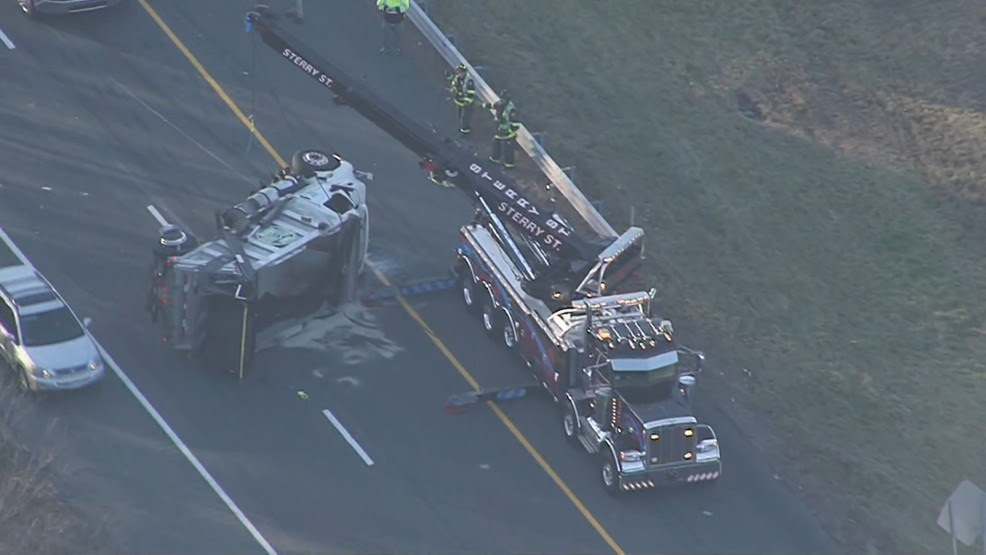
[18,299,67,316]
[0,265,63,310]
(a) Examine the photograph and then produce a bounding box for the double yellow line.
[137,1,623,553]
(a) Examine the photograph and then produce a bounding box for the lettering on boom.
[469,163,572,252]
[282,48,334,89]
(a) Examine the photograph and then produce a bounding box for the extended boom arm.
[244,7,604,263]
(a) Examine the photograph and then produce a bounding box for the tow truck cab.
[565,319,721,493]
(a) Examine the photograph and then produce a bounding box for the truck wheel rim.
[564,412,576,436]
[602,461,615,487]
[302,151,330,167]
[503,323,516,347]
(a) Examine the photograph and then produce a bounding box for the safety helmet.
[159,224,188,248]
[456,64,467,73]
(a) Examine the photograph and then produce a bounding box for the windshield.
[612,363,677,388]
[610,350,679,402]
[19,306,85,347]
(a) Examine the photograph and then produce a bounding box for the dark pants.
[490,137,517,167]
[457,102,474,133]
[381,12,405,53]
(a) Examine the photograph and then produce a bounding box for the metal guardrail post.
[406,1,617,239]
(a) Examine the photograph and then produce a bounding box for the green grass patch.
[433,1,986,551]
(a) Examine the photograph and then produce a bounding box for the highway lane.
[0,4,276,553]
[1,1,619,553]
[154,0,838,552]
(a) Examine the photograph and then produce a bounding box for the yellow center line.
[138,2,624,553]
[138,0,285,168]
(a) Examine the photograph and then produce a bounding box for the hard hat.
[159,224,188,248]
[456,64,467,72]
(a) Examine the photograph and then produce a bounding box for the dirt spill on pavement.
[256,302,403,365]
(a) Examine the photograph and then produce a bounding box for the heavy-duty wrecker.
[242,5,721,493]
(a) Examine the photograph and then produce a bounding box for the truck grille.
[647,423,698,466]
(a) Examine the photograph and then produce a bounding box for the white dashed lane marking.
[147,204,170,226]
[0,26,15,50]
[322,409,375,467]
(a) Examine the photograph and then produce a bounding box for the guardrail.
[406,1,618,240]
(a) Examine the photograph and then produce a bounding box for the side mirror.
[678,374,696,390]
[648,287,657,299]
[82,317,93,328]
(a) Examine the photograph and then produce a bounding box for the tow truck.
[243,5,721,493]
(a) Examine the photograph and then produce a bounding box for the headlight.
[89,357,104,372]
[33,367,52,378]
[696,439,719,461]
[619,450,643,462]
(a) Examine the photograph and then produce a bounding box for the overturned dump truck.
[151,149,369,374]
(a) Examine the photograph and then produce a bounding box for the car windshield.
[19,306,84,347]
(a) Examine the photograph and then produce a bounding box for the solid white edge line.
[322,409,375,466]
[146,204,170,227]
[0,226,278,555]
[0,27,14,50]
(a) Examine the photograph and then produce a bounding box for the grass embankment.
[0,384,101,553]
[433,1,986,552]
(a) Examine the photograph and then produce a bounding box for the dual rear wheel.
[457,272,516,351]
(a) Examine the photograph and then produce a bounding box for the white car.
[17,0,124,17]
[0,264,105,392]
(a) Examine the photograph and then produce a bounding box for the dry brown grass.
[0,380,103,553]
[432,0,986,552]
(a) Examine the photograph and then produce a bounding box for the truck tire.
[562,402,580,446]
[291,149,340,177]
[500,310,517,351]
[457,273,479,314]
[20,0,37,17]
[480,295,498,338]
[600,451,622,496]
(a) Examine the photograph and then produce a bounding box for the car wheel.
[601,451,621,496]
[291,149,340,176]
[480,295,497,338]
[562,402,580,446]
[16,366,32,393]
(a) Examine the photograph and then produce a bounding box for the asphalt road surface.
[0,1,836,553]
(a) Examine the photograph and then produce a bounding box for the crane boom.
[244,7,606,264]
